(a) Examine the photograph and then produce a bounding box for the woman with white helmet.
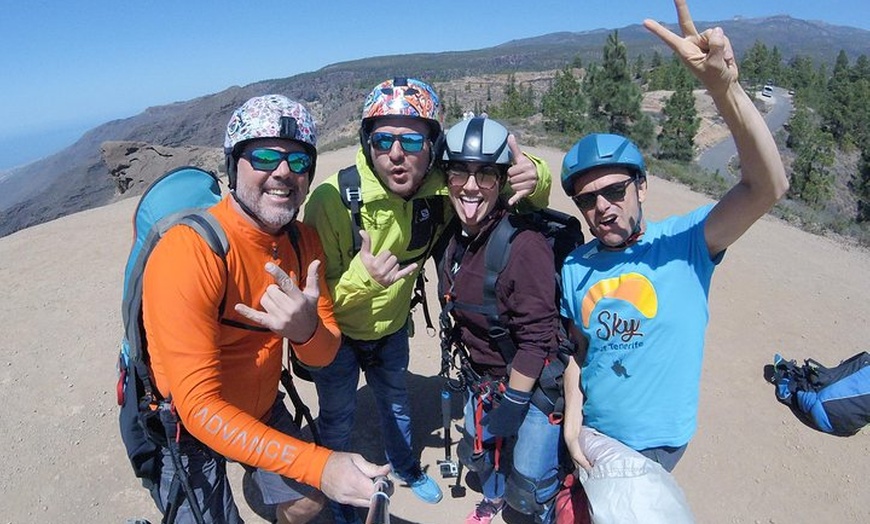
[437,116,563,524]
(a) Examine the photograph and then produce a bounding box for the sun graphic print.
[580,272,658,329]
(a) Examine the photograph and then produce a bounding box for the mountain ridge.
[1,14,868,238]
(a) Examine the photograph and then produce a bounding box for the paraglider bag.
[560,428,695,524]
[767,351,870,436]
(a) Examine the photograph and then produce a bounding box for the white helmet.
[442,116,511,166]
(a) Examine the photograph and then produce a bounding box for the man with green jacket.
[303,77,550,524]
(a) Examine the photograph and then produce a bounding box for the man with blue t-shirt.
[560,0,789,472]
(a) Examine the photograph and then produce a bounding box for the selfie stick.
[364,475,394,524]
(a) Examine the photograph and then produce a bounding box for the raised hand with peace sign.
[643,0,788,256]
[643,0,738,96]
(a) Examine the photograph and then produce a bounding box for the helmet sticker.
[224,94,317,154]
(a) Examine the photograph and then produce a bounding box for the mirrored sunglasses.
[446,165,502,190]
[571,177,637,211]
[370,132,426,153]
[242,148,312,174]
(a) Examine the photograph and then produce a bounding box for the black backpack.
[336,165,445,334]
[766,351,870,436]
[439,208,585,418]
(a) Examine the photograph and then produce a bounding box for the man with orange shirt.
[141,94,389,523]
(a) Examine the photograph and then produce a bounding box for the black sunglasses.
[369,132,426,153]
[446,164,502,190]
[571,177,637,211]
[241,148,312,174]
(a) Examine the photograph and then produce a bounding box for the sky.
[2,0,869,171]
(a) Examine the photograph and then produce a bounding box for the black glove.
[482,387,532,437]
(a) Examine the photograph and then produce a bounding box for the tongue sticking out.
[459,198,482,221]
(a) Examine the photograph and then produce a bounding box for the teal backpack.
[116,166,316,523]
[117,166,225,523]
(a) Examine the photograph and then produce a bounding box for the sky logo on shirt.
[581,272,658,330]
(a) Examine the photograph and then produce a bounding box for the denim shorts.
[152,394,319,522]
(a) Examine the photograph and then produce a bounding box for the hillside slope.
[1,15,868,238]
[0,146,868,523]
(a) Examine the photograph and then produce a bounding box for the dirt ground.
[0,145,868,523]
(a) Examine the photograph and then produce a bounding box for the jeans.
[464,387,562,521]
[311,326,418,523]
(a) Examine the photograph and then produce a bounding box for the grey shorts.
[638,443,688,473]
[151,394,319,523]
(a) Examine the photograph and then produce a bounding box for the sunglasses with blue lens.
[571,177,637,211]
[242,148,312,174]
[369,132,426,153]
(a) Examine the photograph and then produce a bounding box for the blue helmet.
[560,133,646,195]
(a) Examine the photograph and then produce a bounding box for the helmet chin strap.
[230,189,298,233]
[601,206,644,251]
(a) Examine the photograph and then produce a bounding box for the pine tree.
[824,50,853,145]
[790,127,836,208]
[785,100,836,209]
[789,55,814,88]
[657,73,699,161]
[856,149,870,222]
[786,105,814,151]
[541,66,586,134]
[497,73,535,119]
[447,92,463,121]
[633,54,645,81]
[741,40,770,86]
[584,31,652,147]
[770,46,784,85]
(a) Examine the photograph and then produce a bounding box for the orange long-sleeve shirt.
[142,196,339,489]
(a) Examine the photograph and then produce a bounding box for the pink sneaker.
[465,498,505,524]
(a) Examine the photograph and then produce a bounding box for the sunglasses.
[241,148,312,174]
[446,165,502,190]
[369,132,426,153]
[571,177,637,211]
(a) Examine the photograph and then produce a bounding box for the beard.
[234,181,299,231]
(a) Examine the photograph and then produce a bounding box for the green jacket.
[303,148,551,340]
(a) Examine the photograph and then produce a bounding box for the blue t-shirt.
[560,205,722,450]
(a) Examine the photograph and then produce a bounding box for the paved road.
[697,86,793,179]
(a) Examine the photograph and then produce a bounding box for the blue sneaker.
[397,469,443,504]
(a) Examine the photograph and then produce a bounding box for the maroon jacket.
[438,207,560,379]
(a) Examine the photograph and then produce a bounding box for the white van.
[762,85,774,97]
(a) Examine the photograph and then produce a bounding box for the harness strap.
[337,166,364,255]
[474,393,486,454]
[338,165,440,334]
[280,368,321,445]
[468,377,508,471]
[159,403,206,524]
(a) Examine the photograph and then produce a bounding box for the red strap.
[474,394,485,454]
[116,368,127,406]
[171,401,182,443]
